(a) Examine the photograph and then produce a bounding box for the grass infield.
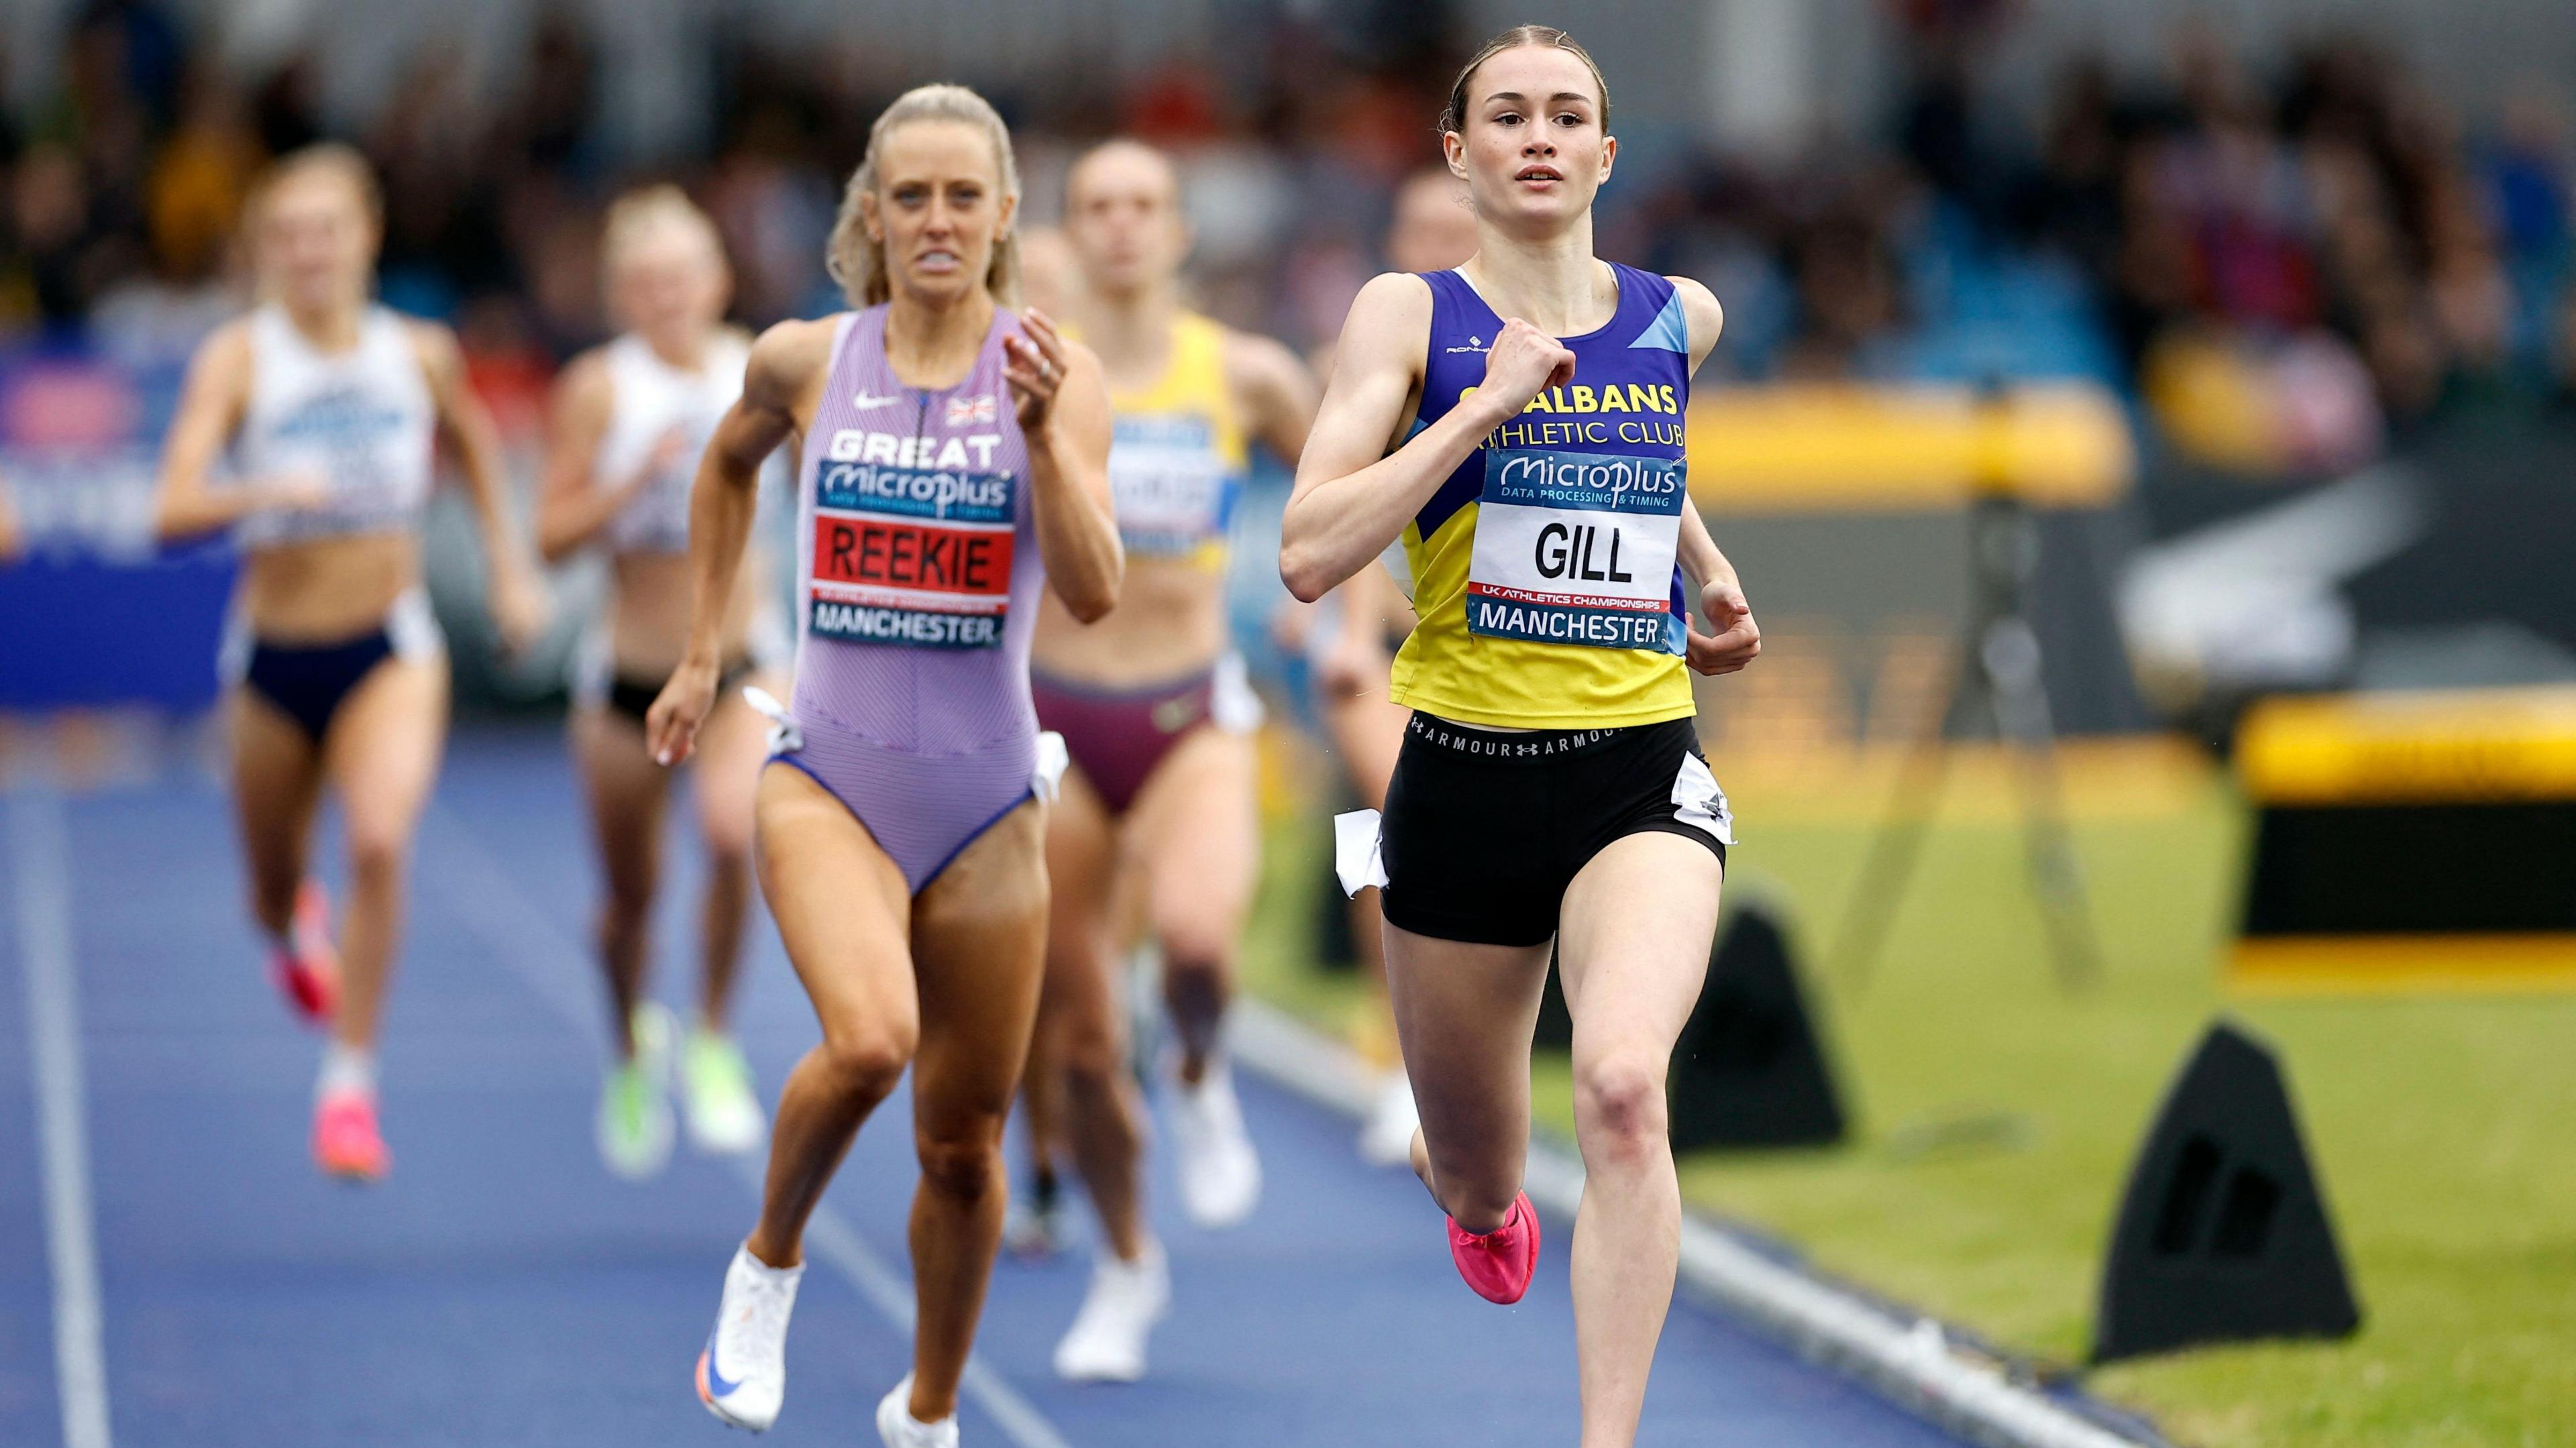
[1242,734,2576,1448]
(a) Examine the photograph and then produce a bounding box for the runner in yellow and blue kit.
[1279,27,1762,1448]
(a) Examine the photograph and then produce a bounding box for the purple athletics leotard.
[775,304,1046,892]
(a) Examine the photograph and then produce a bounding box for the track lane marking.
[8,786,115,1448]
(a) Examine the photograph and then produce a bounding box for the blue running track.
[0,728,1968,1448]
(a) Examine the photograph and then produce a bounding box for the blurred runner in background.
[1312,166,1480,1166]
[150,144,548,1182]
[535,186,784,1181]
[1019,139,1320,1384]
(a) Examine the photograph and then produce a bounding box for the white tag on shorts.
[1334,808,1391,897]
[1670,753,1735,846]
[1034,731,1070,804]
[743,684,802,755]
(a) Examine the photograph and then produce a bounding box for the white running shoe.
[1171,1060,1261,1227]
[598,1004,676,1181]
[696,1244,804,1431]
[1053,1239,1170,1382]
[876,1375,960,1447]
[1357,1070,1421,1168]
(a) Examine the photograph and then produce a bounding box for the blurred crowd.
[3,0,2573,469]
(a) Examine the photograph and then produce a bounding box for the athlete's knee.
[343,820,412,886]
[913,1127,1002,1202]
[1573,1052,1668,1165]
[1155,928,1235,992]
[1053,1010,1126,1095]
[816,1019,915,1098]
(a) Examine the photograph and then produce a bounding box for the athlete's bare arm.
[534,351,679,563]
[1005,309,1122,623]
[415,321,547,651]
[647,317,834,766]
[1223,329,1320,465]
[152,322,325,541]
[0,475,17,562]
[1666,276,1758,676]
[1280,273,1573,602]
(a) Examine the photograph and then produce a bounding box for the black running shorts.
[1378,713,1731,948]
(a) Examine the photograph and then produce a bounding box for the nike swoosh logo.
[702,1326,747,1397]
[852,392,904,410]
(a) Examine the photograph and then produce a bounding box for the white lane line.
[1230,999,2155,1448]
[425,806,1074,1448]
[8,786,115,1448]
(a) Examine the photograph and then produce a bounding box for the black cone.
[1666,900,1847,1151]
[2093,1020,2361,1363]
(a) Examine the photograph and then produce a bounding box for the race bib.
[1108,415,1236,561]
[806,453,1017,651]
[1464,447,1686,653]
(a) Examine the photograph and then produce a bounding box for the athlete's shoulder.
[1662,274,1724,361]
[1337,272,1437,361]
[1217,324,1311,400]
[743,315,844,404]
[193,315,258,370]
[395,313,466,387]
[551,344,616,409]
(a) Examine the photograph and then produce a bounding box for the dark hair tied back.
[1438,25,1611,135]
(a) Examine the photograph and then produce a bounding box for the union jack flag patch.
[947,394,998,426]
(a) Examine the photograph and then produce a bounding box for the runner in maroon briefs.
[1016,139,1320,1384]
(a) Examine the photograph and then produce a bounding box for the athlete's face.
[865,119,1017,305]
[1065,146,1186,298]
[1387,172,1480,273]
[258,170,378,315]
[1446,46,1614,235]
[609,228,730,351]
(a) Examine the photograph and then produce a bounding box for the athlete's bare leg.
[688,680,774,1032]
[903,797,1049,1423]
[1038,769,1149,1260]
[1557,833,1723,1448]
[1130,726,1259,1085]
[743,764,916,1270]
[1383,924,1550,1232]
[227,687,329,944]
[321,658,447,1052]
[575,706,671,1057]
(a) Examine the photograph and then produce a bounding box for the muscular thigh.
[1384,924,1550,1145]
[576,709,671,865]
[912,799,1051,1131]
[228,685,327,845]
[325,659,448,843]
[755,763,919,1050]
[690,672,779,853]
[1556,832,1723,1061]
[1040,777,1122,1038]
[1128,726,1258,955]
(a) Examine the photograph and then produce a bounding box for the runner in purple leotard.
[643,83,1122,1448]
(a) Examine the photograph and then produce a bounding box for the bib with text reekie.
[807,427,1018,651]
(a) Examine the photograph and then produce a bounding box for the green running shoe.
[683,1025,767,1155]
[597,1004,676,1180]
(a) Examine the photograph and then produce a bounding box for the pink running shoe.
[1447,1191,1541,1304]
[268,881,340,1027]
[313,1088,390,1182]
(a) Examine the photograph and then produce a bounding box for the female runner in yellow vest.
[1280,30,1760,1448]
[1022,139,1318,1383]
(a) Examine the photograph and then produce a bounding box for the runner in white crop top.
[152,144,549,1184]
[535,186,785,1180]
